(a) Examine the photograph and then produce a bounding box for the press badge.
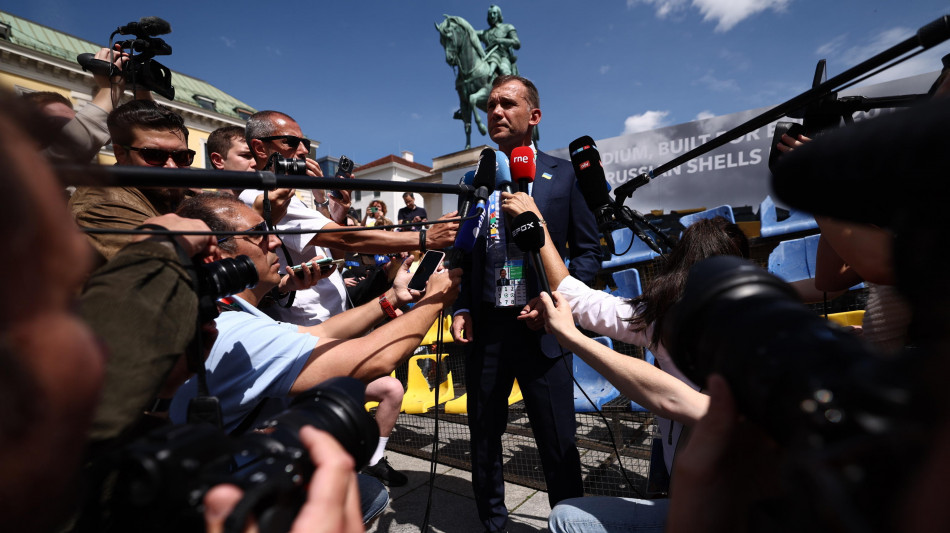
[494,258,526,307]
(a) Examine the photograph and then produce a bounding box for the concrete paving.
[366,451,551,533]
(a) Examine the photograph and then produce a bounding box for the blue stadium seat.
[767,234,821,283]
[611,268,643,299]
[678,205,735,228]
[574,337,621,412]
[600,227,661,270]
[759,195,818,238]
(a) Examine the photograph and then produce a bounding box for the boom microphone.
[510,211,552,296]
[494,151,513,193]
[511,146,535,193]
[116,16,172,36]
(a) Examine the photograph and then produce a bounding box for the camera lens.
[198,255,258,300]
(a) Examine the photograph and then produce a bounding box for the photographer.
[362,200,393,228]
[169,193,461,434]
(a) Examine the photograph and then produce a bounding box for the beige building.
[0,10,259,167]
[352,151,437,225]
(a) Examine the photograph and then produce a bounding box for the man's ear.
[249,139,268,163]
[204,248,226,262]
[529,108,542,127]
[112,144,129,164]
[209,152,225,170]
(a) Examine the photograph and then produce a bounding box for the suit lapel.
[531,151,555,211]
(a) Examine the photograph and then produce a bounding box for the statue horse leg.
[455,87,473,149]
[470,87,489,136]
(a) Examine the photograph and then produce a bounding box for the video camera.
[102,377,378,533]
[77,16,176,100]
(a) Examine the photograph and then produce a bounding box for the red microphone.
[510,146,536,194]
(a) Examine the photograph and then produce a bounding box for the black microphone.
[569,135,664,255]
[510,211,552,297]
[116,16,172,36]
[453,149,495,253]
[569,136,615,229]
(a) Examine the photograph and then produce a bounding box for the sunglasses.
[122,145,196,167]
[255,135,312,152]
[217,220,269,245]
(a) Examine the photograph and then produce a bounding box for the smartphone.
[291,259,344,277]
[408,251,445,292]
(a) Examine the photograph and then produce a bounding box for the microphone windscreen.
[457,170,476,213]
[473,148,496,190]
[454,200,486,253]
[569,135,612,213]
[510,146,536,183]
[140,16,172,35]
[510,211,546,253]
[494,151,513,192]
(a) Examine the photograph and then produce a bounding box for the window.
[355,190,362,202]
[193,95,216,111]
[0,22,11,41]
[374,190,381,198]
[234,107,253,121]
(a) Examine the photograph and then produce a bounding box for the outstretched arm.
[539,291,708,426]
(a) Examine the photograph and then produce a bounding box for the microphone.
[454,149,495,253]
[494,150,514,193]
[510,211,552,296]
[569,136,613,228]
[457,170,476,217]
[510,146,535,193]
[569,135,664,255]
[116,16,172,36]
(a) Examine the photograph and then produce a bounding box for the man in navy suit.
[451,75,601,532]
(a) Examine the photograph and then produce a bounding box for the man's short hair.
[20,91,73,110]
[207,125,246,160]
[107,100,188,147]
[176,192,245,252]
[403,192,414,200]
[245,110,295,145]
[491,75,540,109]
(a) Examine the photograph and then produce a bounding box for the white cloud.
[410,112,422,120]
[628,0,790,32]
[600,65,611,75]
[622,110,671,135]
[695,110,716,121]
[220,36,236,48]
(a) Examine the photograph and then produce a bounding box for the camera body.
[328,155,354,200]
[76,17,176,99]
[106,377,378,533]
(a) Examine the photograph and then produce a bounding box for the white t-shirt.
[238,190,348,325]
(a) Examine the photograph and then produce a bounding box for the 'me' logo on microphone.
[513,155,530,165]
[511,221,535,239]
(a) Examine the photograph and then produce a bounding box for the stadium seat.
[574,337,621,412]
[759,195,818,238]
[443,378,523,414]
[611,268,643,299]
[678,204,735,228]
[421,314,454,346]
[600,227,661,270]
[401,354,454,414]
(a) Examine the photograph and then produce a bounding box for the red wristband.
[379,295,398,318]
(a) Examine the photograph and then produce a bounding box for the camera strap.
[260,165,298,309]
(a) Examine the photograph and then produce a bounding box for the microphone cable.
[420,308,446,532]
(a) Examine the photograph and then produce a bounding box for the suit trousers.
[466,303,583,531]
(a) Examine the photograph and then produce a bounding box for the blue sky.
[7,1,950,167]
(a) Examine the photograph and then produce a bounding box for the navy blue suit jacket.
[454,150,601,358]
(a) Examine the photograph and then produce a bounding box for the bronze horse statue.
[436,15,495,149]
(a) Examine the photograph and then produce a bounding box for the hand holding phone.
[408,251,446,292]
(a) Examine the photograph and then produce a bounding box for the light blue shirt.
[170,295,319,432]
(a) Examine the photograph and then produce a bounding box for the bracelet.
[420,228,427,253]
[379,295,398,318]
